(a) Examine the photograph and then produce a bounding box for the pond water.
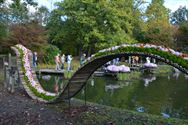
[38,67,188,119]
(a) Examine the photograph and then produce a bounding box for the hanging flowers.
[15,44,56,97]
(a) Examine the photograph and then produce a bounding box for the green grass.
[117,71,141,81]
[0,70,3,82]
[153,65,173,75]
[64,70,74,79]
[68,99,188,125]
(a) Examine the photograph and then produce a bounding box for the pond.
[38,66,188,119]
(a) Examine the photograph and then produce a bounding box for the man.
[33,52,37,67]
[67,55,73,71]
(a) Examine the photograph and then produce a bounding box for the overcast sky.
[35,0,188,12]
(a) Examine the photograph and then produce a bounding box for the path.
[0,82,69,125]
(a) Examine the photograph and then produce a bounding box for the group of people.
[55,53,73,71]
[32,51,87,71]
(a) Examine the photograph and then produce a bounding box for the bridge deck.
[36,69,66,75]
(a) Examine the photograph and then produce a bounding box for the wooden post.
[3,57,7,88]
[8,53,11,69]
[84,84,87,107]
[11,71,15,93]
[68,84,71,115]
[7,53,11,90]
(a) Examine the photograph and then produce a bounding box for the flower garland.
[15,44,57,100]
[83,43,188,71]
[97,43,188,60]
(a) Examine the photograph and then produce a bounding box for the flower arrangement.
[84,43,188,70]
[14,44,57,101]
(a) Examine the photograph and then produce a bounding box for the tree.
[34,6,50,26]
[144,0,173,47]
[0,1,9,39]
[132,0,148,42]
[171,6,188,24]
[173,21,188,51]
[47,0,137,56]
[0,0,49,54]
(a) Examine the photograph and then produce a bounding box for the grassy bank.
[0,70,3,82]
[153,65,173,76]
[62,99,188,125]
[117,71,141,81]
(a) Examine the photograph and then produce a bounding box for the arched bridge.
[11,44,188,103]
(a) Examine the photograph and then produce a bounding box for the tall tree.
[171,6,188,24]
[47,0,137,56]
[0,0,48,53]
[34,6,50,26]
[132,0,147,42]
[144,0,173,47]
[173,21,188,51]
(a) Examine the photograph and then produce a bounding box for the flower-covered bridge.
[11,44,188,103]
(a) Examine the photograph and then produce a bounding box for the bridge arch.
[11,44,188,103]
[56,52,188,101]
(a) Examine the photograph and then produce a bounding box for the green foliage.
[0,1,50,54]
[144,0,173,46]
[39,44,60,64]
[9,0,29,24]
[47,0,137,55]
[174,21,188,51]
[171,6,188,24]
[64,71,74,79]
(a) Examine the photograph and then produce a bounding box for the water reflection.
[136,106,145,113]
[142,76,156,87]
[161,112,170,118]
[54,76,59,93]
[41,75,51,81]
[39,75,67,93]
[90,78,95,87]
[185,74,188,80]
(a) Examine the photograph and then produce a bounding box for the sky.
[36,0,188,12]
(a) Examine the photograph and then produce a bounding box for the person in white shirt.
[67,55,73,71]
[61,54,65,70]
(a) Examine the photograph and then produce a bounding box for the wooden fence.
[0,54,21,93]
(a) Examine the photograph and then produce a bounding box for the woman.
[55,54,60,70]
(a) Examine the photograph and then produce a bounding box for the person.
[67,54,73,71]
[33,52,37,67]
[61,54,65,70]
[132,56,139,65]
[80,53,86,66]
[55,53,60,70]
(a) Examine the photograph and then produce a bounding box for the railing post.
[3,63,7,88]
[7,53,11,91]
[8,53,11,68]
[68,84,71,115]
[84,84,87,107]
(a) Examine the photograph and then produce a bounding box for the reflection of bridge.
[10,44,188,103]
